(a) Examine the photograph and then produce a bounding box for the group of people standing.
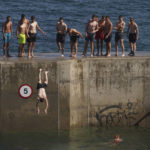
[1,14,45,58]
[56,15,139,57]
[1,14,139,58]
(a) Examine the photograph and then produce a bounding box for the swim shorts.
[27,33,37,42]
[37,83,47,90]
[56,33,66,43]
[19,34,26,44]
[129,33,136,43]
[3,32,11,43]
[95,31,104,41]
[104,33,112,43]
[85,32,95,42]
[70,35,79,43]
[115,32,124,42]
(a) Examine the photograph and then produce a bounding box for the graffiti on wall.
[134,111,150,126]
[95,102,138,127]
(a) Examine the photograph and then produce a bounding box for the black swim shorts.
[85,32,95,42]
[27,33,37,42]
[56,33,66,43]
[129,33,136,43]
[104,33,112,43]
[37,83,47,90]
[70,35,79,43]
[115,32,124,42]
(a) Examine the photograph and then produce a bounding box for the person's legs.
[31,42,35,57]
[57,41,62,51]
[96,40,99,56]
[38,68,42,83]
[90,41,94,57]
[133,43,136,53]
[120,39,125,56]
[101,40,104,56]
[3,43,6,57]
[6,43,11,57]
[70,41,74,57]
[44,71,48,85]
[28,42,32,58]
[22,44,25,56]
[115,41,118,56]
[61,42,64,56]
[107,42,111,56]
[82,40,89,56]
[44,97,48,114]
[74,42,78,58]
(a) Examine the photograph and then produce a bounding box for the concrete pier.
[0,53,150,132]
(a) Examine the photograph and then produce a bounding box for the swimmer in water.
[112,135,123,144]
[36,68,49,115]
[67,28,83,58]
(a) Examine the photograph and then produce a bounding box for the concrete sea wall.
[0,57,150,132]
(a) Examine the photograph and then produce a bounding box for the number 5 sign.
[18,84,33,99]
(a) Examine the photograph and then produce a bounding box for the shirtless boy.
[127,18,139,56]
[114,16,126,56]
[67,28,83,58]
[104,16,113,57]
[82,15,99,57]
[95,16,105,56]
[27,16,46,58]
[56,17,67,57]
[16,15,29,57]
[17,14,29,56]
[2,16,13,57]
[36,68,49,115]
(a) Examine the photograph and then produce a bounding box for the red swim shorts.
[95,31,104,41]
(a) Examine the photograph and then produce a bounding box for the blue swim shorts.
[3,32,11,43]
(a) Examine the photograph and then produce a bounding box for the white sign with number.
[18,84,33,99]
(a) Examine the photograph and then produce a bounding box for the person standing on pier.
[127,18,139,56]
[67,28,83,58]
[56,17,67,57]
[114,16,126,57]
[16,15,29,57]
[17,14,29,57]
[95,16,105,56]
[27,16,46,58]
[2,16,13,57]
[82,14,99,57]
[104,16,113,57]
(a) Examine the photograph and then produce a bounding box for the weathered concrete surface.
[0,56,150,132]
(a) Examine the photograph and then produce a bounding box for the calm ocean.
[0,0,149,53]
